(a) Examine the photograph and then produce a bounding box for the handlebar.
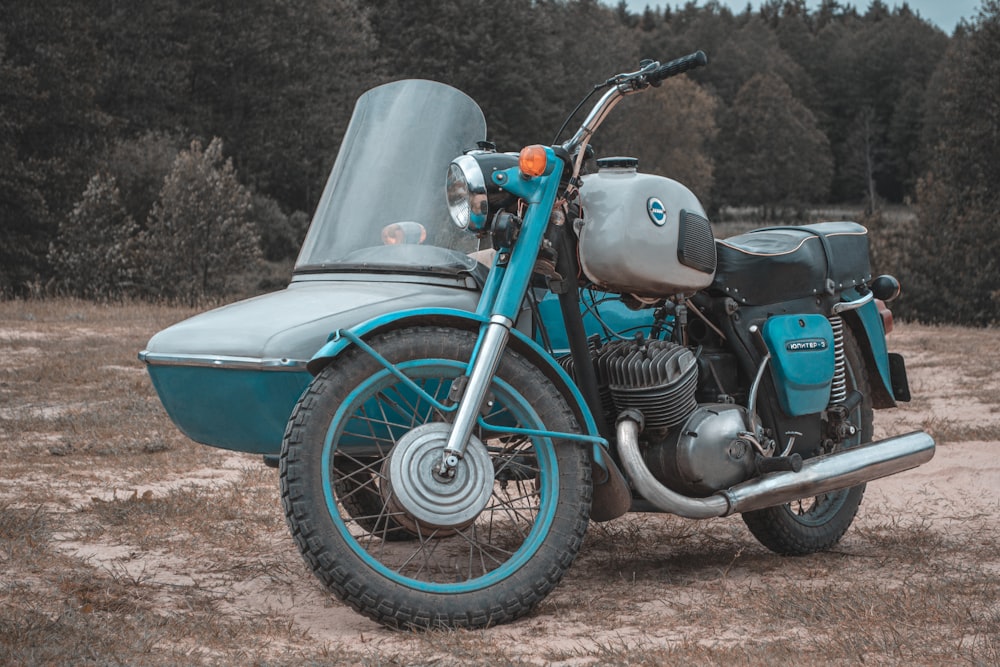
[560,50,709,164]
[647,50,708,86]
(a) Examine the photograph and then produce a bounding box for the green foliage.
[713,72,833,214]
[708,18,817,107]
[600,76,719,201]
[900,1,1000,325]
[47,174,139,299]
[89,0,377,217]
[0,0,964,306]
[0,2,108,199]
[137,138,261,303]
[188,0,377,212]
[104,132,184,230]
[804,8,949,202]
[0,1,107,295]
[0,43,50,295]
[251,193,307,262]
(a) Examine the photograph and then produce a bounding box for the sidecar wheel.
[280,326,592,629]
[742,326,873,555]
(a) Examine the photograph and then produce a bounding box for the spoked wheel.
[742,325,873,555]
[280,326,592,629]
[333,457,415,542]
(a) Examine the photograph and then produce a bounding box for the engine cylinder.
[595,339,698,433]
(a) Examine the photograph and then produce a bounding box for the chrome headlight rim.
[446,154,489,231]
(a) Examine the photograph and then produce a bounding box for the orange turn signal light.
[519,145,548,177]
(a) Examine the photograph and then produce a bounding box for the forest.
[1,0,997,323]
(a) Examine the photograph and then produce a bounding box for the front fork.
[438,314,513,476]
[437,149,566,477]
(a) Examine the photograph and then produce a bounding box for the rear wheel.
[280,326,592,629]
[742,325,873,555]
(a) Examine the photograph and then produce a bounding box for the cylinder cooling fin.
[595,339,699,433]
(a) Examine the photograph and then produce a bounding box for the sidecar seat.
[710,221,872,305]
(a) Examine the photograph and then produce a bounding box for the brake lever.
[603,60,661,90]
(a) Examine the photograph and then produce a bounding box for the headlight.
[446,154,488,231]
[445,151,520,233]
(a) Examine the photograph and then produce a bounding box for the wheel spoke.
[281,327,592,628]
[332,387,545,584]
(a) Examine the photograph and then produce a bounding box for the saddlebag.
[710,221,872,305]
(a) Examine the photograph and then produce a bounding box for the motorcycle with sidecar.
[141,52,934,629]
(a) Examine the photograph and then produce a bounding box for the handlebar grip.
[649,50,708,83]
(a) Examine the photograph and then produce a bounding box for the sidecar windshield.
[294,79,488,276]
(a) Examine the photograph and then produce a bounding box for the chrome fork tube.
[440,315,513,474]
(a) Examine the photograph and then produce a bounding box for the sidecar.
[140,79,647,456]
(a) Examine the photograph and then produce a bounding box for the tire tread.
[279,326,591,628]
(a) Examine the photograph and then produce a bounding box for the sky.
[616,0,983,33]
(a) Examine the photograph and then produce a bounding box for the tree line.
[0,0,997,322]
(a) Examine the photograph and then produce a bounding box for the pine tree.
[713,72,833,215]
[138,138,261,303]
[48,173,139,299]
[600,76,719,201]
[903,2,1000,324]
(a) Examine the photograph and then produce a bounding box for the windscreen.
[295,79,488,274]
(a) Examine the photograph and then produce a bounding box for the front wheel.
[280,326,592,629]
[742,325,873,555]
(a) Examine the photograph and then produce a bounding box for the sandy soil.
[2,307,998,664]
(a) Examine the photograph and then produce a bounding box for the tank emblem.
[646,197,667,226]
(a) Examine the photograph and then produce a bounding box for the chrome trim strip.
[138,351,309,371]
[716,236,812,257]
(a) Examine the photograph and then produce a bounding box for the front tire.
[280,326,592,629]
[742,325,873,555]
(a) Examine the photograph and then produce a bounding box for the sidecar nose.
[140,276,480,455]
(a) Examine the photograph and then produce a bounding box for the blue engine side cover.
[762,314,835,416]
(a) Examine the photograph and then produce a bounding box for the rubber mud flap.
[589,456,631,522]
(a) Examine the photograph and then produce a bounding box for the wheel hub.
[385,423,493,531]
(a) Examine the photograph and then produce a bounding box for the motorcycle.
[141,51,934,630]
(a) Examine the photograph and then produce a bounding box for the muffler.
[616,417,935,518]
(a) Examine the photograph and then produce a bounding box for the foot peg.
[755,453,803,475]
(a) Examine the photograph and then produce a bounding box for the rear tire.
[280,326,592,629]
[742,325,872,555]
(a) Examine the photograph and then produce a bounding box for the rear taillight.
[876,299,894,335]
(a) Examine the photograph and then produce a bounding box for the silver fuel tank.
[577,158,716,298]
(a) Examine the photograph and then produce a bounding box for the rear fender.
[308,307,613,472]
[843,297,896,408]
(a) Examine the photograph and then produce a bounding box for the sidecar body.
[140,79,649,456]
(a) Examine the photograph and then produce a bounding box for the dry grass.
[1,299,998,665]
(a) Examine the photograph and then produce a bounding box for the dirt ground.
[1,300,998,665]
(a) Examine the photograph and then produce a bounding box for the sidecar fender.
[308,307,613,471]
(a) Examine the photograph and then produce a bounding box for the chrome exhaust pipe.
[616,415,729,519]
[616,417,935,518]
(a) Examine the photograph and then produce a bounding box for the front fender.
[308,307,606,446]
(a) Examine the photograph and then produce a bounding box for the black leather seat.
[711,221,872,305]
